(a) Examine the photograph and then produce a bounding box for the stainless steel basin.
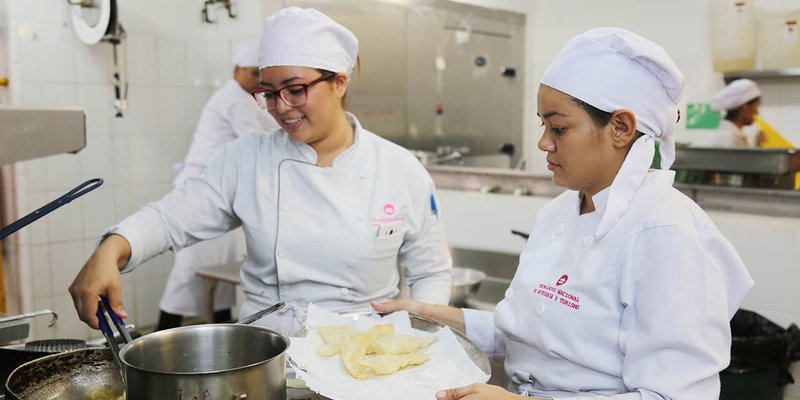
[449,267,487,307]
[464,276,511,311]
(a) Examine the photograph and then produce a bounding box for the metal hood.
[0,106,87,165]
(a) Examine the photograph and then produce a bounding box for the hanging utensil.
[0,178,103,240]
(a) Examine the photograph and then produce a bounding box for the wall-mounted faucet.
[202,0,237,23]
[436,145,470,164]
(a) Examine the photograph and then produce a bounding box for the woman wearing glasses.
[69,7,453,335]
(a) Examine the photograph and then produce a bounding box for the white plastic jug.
[759,10,800,69]
[709,0,757,72]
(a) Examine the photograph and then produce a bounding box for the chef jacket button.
[281,204,291,212]
[582,236,593,247]
[359,172,367,179]
[554,224,565,235]
[535,302,546,316]
[277,249,286,258]
[346,260,356,268]
[355,215,363,221]
[340,287,350,296]
[281,284,291,290]
[505,288,514,298]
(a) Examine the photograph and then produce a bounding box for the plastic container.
[759,10,800,69]
[709,0,758,72]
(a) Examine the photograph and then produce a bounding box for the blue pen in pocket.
[429,194,438,219]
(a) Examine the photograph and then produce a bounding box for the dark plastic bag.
[727,309,800,386]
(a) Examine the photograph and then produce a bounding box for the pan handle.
[0,178,104,240]
[0,309,58,327]
[510,229,530,240]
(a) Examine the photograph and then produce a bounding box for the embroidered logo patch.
[556,274,568,286]
[383,203,396,216]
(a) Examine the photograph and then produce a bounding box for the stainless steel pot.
[119,324,289,400]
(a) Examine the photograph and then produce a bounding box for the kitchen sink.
[464,276,511,311]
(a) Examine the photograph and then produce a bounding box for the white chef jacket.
[159,79,279,316]
[108,113,452,334]
[464,169,753,400]
[711,119,751,148]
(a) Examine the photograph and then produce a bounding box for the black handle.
[0,178,104,240]
[511,229,530,240]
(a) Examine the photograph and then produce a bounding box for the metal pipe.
[0,309,58,327]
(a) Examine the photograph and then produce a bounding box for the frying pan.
[4,347,124,400]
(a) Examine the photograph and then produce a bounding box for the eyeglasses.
[251,72,336,110]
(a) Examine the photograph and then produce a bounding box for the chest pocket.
[369,231,405,260]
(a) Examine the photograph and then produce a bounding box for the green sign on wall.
[685,103,720,129]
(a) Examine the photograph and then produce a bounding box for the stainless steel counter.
[428,166,800,218]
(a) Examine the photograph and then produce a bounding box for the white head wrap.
[259,7,358,74]
[710,79,761,112]
[232,44,260,68]
[541,27,685,238]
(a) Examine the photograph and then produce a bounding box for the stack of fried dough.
[315,323,436,379]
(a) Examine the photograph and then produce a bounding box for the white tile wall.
[4,0,265,339]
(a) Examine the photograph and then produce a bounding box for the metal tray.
[673,147,800,175]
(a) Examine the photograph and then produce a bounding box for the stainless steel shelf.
[428,166,800,218]
[723,67,800,81]
[672,147,800,175]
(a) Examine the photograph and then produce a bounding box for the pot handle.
[234,395,247,399]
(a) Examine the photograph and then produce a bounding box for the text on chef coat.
[534,282,581,310]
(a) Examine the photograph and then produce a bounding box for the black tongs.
[97,295,132,382]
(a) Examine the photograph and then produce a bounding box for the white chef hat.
[541,27,685,239]
[232,43,260,68]
[710,79,761,112]
[259,7,359,74]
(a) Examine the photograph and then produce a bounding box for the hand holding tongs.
[97,295,132,383]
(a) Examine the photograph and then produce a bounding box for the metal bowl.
[449,267,487,307]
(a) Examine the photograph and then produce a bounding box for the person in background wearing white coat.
[69,7,452,336]
[710,79,762,148]
[155,44,280,331]
[375,27,754,400]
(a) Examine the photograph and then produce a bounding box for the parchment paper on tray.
[288,304,490,400]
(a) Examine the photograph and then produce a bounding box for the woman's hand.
[371,299,466,334]
[435,383,530,400]
[68,234,131,329]
[371,299,428,315]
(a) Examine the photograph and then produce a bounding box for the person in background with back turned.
[710,78,762,148]
[155,43,280,331]
[374,27,754,400]
[69,7,452,336]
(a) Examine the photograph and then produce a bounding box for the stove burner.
[24,338,86,353]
